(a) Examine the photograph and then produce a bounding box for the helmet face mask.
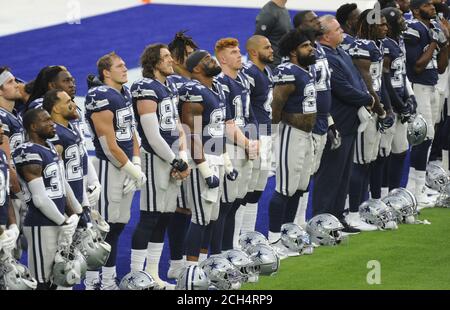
[90,210,110,241]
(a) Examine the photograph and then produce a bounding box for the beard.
[259,54,274,64]
[297,54,316,67]
[419,9,435,20]
[203,64,222,77]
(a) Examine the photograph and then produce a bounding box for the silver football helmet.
[435,182,450,207]
[407,114,427,146]
[238,231,269,252]
[199,256,244,290]
[52,244,87,287]
[73,227,111,270]
[90,210,110,241]
[426,163,449,192]
[358,199,398,230]
[306,213,345,246]
[119,270,159,290]
[246,244,279,276]
[221,249,260,283]
[175,265,209,290]
[382,188,417,224]
[281,223,314,255]
[0,256,37,290]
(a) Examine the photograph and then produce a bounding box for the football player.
[404,0,448,207]
[267,29,317,255]
[240,35,274,233]
[13,108,82,290]
[288,10,336,228]
[336,3,361,52]
[178,50,229,265]
[43,89,91,224]
[129,43,189,288]
[84,52,145,289]
[381,7,415,190]
[214,38,258,253]
[347,10,393,230]
[166,31,197,279]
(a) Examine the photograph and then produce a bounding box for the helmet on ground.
[221,249,260,283]
[280,223,313,254]
[246,244,280,276]
[175,265,209,290]
[119,270,159,290]
[358,199,398,230]
[306,213,345,246]
[238,231,269,252]
[384,188,418,224]
[199,256,244,290]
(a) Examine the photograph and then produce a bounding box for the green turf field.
[243,208,450,290]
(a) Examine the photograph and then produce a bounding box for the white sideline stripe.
[2,0,377,37]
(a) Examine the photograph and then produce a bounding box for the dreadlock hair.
[27,65,65,106]
[356,9,379,40]
[168,30,198,64]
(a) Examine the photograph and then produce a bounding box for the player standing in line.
[347,10,393,230]
[13,108,83,290]
[84,52,146,289]
[214,38,258,253]
[404,0,448,207]
[166,31,198,279]
[129,44,189,288]
[240,35,274,234]
[267,29,317,256]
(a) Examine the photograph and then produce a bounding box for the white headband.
[0,71,14,87]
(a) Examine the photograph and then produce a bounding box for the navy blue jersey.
[169,74,190,116]
[348,39,384,98]
[70,110,88,177]
[313,42,332,135]
[13,100,27,118]
[0,107,25,152]
[131,78,180,155]
[341,33,356,52]
[49,123,84,204]
[85,85,135,161]
[179,79,230,155]
[404,19,438,85]
[241,61,273,136]
[13,142,66,226]
[28,98,43,110]
[383,37,407,100]
[0,150,9,213]
[273,62,317,115]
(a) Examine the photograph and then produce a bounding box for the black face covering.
[297,54,316,67]
[203,63,222,77]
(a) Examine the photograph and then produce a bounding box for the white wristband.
[197,161,213,179]
[121,160,143,180]
[132,156,141,166]
[223,152,234,174]
[179,150,188,163]
[327,115,334,127]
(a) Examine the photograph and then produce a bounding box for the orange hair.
[214,38,239,55]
